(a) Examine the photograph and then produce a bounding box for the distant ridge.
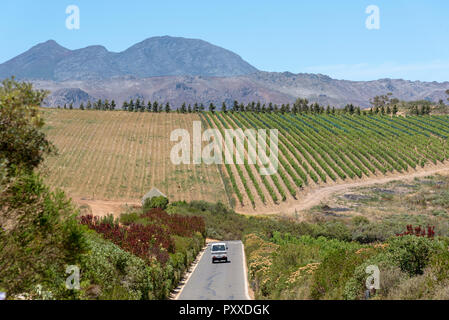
[0,36,258,81]
[1,36,449,107]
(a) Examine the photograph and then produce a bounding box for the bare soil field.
[41,109,229,208]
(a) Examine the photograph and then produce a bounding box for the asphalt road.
[177,240,250,300]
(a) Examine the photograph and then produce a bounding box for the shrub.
[143,196,169,211]
[80,214,172,264]
[387,235,442,276]
[343,255,406,300]
[310,249,365,299]
[0,172,88,299]
[80,232,154,300]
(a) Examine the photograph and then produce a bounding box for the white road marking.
[174,244,208,300]
[241,242,251,300]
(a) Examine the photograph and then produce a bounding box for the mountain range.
[1,36,448,108]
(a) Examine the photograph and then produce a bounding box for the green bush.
[0,172,88,299]
[80,232,156,300]
[310,249,366,300]
[387,235,442,276]
[343,255,407,300]
[143,196,169,211]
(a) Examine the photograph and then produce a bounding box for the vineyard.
[41,109,228,204]
[202,112,449,211]
[41,109,449,213]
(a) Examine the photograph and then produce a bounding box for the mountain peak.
[32,39,69,52]
[0,36,258,81]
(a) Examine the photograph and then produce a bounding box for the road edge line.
[241,241,251,300]
[173,243,207,300]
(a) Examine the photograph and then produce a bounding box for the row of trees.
[57,99,117,110]
[55,95,442,116]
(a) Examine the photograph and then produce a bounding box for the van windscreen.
[211,245,226,252]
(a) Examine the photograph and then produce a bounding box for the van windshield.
[211,245,226,252]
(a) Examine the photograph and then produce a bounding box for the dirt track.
[236,163,449,216]
[74,198,141,217]
[74,163,449,218]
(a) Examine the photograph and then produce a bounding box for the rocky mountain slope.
[1,37,449,107]
[0,36,257,81]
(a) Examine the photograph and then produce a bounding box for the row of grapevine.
[201,112,244,206]
[198,112,449,209]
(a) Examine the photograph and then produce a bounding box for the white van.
[211,242,228,263]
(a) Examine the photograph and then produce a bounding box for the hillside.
[41,109,449,214]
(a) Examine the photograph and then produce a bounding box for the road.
[177,241,250,300]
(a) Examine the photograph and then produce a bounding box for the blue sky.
[1,0,448,81]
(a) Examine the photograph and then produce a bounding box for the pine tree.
[69,103,73,110]
[80,102,85,110]
[392,105,398,115]
[111,100,116,110]
[165,102,171,113]
[135,99,141,112]
[146,101,152,112]
[209,103,216,113]
[181,103,187,113]
[122,101,128,111]
[222,102,227,113]
[233,100,239,112]
[87,100,92,110]
[152,101,158,112]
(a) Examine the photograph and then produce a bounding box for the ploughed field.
[41,109,449,212]
[41,109,228,204]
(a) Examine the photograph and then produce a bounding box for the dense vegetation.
[245,232,449,300]
[0,78,87,299]
[82,208,205,299]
